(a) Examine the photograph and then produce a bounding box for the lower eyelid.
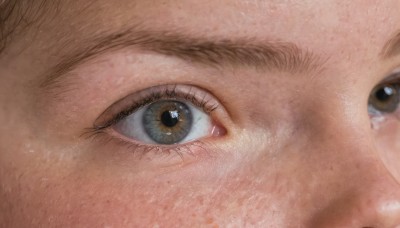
[88,129,216,166]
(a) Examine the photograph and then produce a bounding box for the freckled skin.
[1,0,400,227]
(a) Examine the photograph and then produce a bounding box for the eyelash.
[83,84,221,157]
[93,84,219,131]
[88,129,213,159]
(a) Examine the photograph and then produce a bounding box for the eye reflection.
[114,99,213,145]
[143,101,193,144]
[369,84,399,113]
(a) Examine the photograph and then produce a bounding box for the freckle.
[196,196,204,205]
[237,197,245,207]
[206,217,214,224]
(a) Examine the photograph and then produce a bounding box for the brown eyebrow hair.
[381,31,400,59]
[41,27,324,88]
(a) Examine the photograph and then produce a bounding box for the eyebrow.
[381,31,400,59]
[40,27,323,88]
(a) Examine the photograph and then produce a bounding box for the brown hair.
[0,0,55,53]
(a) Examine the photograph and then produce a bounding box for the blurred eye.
[368,83,399,114]
[115,99,212,145]
[368,75,400,180]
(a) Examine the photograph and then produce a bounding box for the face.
[1,0,400,227]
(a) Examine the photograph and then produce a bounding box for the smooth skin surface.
[1,0,400,227]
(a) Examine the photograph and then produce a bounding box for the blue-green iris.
[143,100,193,144]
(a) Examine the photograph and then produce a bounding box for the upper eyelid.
[380,71,400,84]
[93,84,220,130]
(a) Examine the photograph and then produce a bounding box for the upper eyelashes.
[93,84,219,130]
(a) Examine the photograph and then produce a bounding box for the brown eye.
[368,84,399,113]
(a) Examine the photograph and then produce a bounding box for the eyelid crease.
[381,31,400,59]
[379,71,400,84]
[92,84,220,131]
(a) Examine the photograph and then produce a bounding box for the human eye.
[90,84,227,152]
[368,71,400,121]
[368,68,400,146]
[368,69,400,180]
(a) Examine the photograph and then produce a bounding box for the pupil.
[375,86,394,102]
[161,110,179,127]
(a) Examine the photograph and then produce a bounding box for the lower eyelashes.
[87,130,217,167]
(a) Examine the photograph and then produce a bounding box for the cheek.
[1,147,297,227]
[44,173,292,227]
[1,127,336,228]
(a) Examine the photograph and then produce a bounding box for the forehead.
[6,0,400,76]
[46,0,399,39]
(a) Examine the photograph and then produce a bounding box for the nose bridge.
[310,159,400,227]
[306,115,400,227]
[350,161,400,227]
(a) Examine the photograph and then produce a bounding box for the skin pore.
[1,0,400,227]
